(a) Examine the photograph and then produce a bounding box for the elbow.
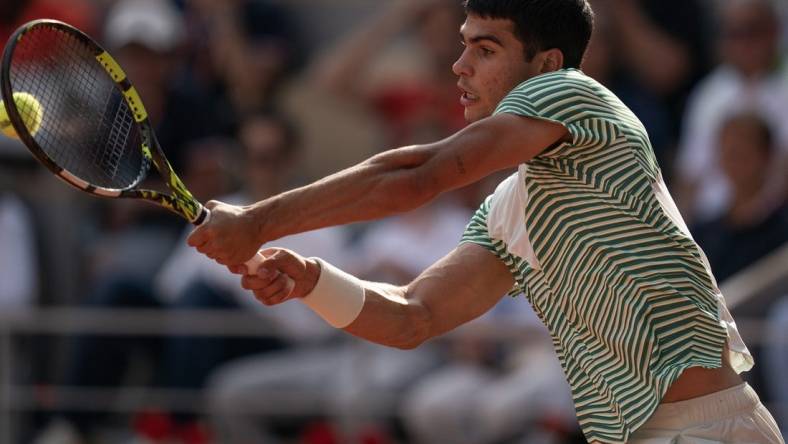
[392,302,433,350]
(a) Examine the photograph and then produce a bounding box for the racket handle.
[197,206,267,275]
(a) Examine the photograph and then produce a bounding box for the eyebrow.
[461,32,504,47]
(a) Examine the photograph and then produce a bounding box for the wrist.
[303,258,321,295]
[300,258,366,328]
[247,199,281,245]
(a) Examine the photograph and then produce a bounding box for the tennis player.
[188,1,785,442]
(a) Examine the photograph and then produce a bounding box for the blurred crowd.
[0,0,787,443]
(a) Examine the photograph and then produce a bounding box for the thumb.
[258,248,303,278]
[205,200,220,210]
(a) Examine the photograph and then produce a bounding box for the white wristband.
[300,258,365,328]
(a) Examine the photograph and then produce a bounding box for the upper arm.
[415,113,569,195]
[343,242,514,348]
[407,242,514,339]
[357,112,568,214]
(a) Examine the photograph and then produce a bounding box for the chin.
[464,109,487,123]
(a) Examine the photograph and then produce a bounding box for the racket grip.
[197,207,267,276]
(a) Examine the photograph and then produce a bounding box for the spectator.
[690,111,788,433]
[676,0,788,223]
[0,191,39,308]
[0,0,98,160]
[204,200,472,443]
[0,0,98,44]
[584,0,711,181]
[400,296,578,444]
[84,0,237,287]
[184,0,302,119]
[155,110,350,342]
[351,198,474,285]
[153,111,351,439]
[691,111,788,282]
[311,0,466,146]
[32,135,242,444]
[203,160,479,444]
[764,294,788,433]
[103,0,234,171]
[34,110,339,443]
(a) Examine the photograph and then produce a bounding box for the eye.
[480,47,495,56]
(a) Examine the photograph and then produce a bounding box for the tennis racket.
[1,19,264,272]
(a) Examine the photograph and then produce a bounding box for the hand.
[187,200,262,266]
[229,248,321,306]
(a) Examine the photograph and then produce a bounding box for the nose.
[452,49,472,77]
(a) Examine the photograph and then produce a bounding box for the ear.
[539,48,565,73]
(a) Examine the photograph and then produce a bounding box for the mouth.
[458,84,479,107]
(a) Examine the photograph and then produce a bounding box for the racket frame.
[1,19,207,225]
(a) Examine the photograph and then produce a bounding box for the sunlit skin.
[188,14,570,268]
[184,9,758,424]
[454,15,547,122]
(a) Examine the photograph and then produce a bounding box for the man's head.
[104,0,185,112]
[719,0,781,79]
[238,110,300,199]
[718,111,774,195]
[454,0,594,122]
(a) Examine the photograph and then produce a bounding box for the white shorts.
[629,383,784,443]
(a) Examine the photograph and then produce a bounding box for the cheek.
[493,57,532,99]
[480,76,508,107]
[481,69,522,107]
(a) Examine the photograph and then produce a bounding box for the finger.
[259,249,284,266]
[265,274,296,305]
[265,291,290,306]
[255,285,290,306]
[227,265,246,275]
[255,272,290,301]
[265,248,302,276]
[205,200,220,210]
[242,270,279,290]
[186,228,207,247]
[241,274,262,290]
[256,262,277,279]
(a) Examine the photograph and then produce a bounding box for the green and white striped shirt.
[461,69,753,443]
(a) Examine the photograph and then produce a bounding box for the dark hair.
[463,0,594,68]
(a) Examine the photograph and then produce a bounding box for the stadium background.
[0,0,787,443]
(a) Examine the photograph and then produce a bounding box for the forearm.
[249,145,440,242]
[303,244,513,349]
[344,283,433,349]
[189,114,567,266]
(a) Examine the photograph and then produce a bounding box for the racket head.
[1,19,206,224]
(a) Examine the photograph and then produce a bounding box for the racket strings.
[8,24,146,189]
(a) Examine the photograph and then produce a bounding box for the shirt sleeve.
[460,195,528,296]
[494,71,623,161]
